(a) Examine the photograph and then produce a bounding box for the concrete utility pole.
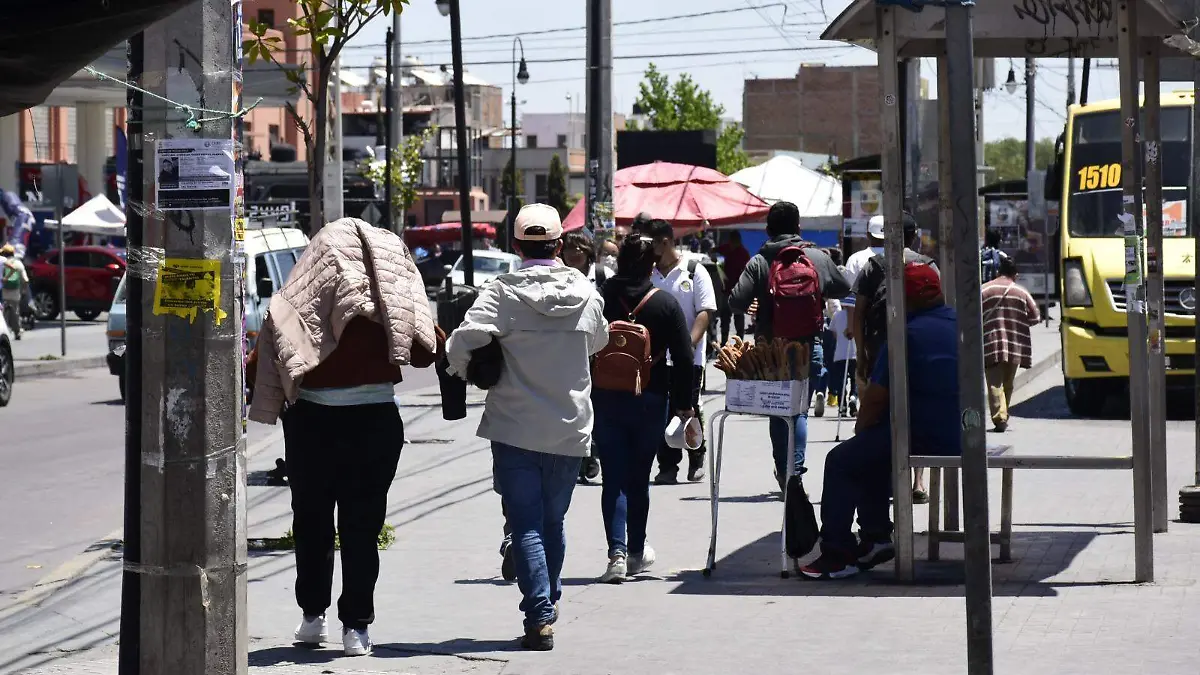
[946,6,995,672]
[585,0,613,234]
[1144,41,1168,534]
[118,2,248,673]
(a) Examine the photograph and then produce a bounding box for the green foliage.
[547,154,569,217]
[358,128,435,215]
[633,64,750,176]
[984,137,1057,183]
[501,156,524,208]
[250,524,396,552]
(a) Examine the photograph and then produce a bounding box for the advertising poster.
[843,172,881,240]
[155,139,235,211]
[985,194,1056,297]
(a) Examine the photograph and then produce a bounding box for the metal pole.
[585,0,613,235]
[876,6,914,583]
[1116,0,1154,582]
[1144,41,1168,534]
[132,1,248,671]
[1067,56,1077,110]
[946,6,994,672]
[1194,53,1200,489]
[56,169,65,356]
[449,0,474,286]
[117,30,145,675]
[324,28,344,222]
[384,27,394,232]
[390,9,403,232]
[937,53,960,534]
[509,88,517,253]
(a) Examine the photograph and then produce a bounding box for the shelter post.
[1116,0,1155,582]
[1143,39,1168,534]
[944,5,994,673]
[877,5,914,582]
[936,52,961,534]
[1194,50,1200,498]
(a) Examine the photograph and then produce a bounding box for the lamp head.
[1004,66,1019,95]
[517,57,530,85]
[435,0,450,17]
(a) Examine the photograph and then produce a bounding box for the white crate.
[724,379,809,417]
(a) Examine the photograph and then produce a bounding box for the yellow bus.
[1054,91,1195,416]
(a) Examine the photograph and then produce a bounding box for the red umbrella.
[562,162,770,232]
[404,222,496,247]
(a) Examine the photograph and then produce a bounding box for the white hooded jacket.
[446,263,608,457]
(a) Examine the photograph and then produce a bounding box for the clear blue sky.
[343,0,1138,144]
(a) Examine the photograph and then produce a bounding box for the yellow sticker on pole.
[152,258,227,325]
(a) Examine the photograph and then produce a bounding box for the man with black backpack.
[728,201,851,493]
[850,212,939,504]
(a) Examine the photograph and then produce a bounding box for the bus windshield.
[1068,107,1191,238]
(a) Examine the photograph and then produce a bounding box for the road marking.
[0,428,284,615]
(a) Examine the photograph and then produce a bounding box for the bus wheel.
[1064,377,1107,417]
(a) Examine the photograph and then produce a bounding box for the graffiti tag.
[1012,0,1114,32]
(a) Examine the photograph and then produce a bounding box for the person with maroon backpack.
[728,201,851,493]
[591,235,695,583]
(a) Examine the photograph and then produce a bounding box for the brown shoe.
[521,623,554,651]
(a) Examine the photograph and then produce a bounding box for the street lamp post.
[509,37,529,253]
[436,0,475,285]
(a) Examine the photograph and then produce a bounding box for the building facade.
[743,64,882,159]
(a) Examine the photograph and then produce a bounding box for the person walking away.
[1,245,28,339]
[592,235,695,583]
[728,202,851,493]
[980,227,1008,283]
[445,203,608,651]
[248,218,441,657]
[829,296,857,415]
[801,262,959,579]
[562,230,611,483]
[716,230,750,343]
[982,256,1040,431]
[700,238,727,361]
[645,218,718,484]
[849,212,938,504]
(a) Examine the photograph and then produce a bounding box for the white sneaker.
[293,614,328,645]
[628,544,656,576]
[600,553,627,583]
[342,627,372,656]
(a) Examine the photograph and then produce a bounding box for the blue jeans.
[491,442,582,629]
[593,390,668,557]
[769,338,824,478]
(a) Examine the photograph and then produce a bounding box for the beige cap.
[514,203,563,241]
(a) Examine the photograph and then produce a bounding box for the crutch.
[833,359,852,442]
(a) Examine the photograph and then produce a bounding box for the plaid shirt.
[981,277,1041,368]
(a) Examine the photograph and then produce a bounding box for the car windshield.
[1068,107,1191,237]
[457,256,513,274]
[113,274,128,303]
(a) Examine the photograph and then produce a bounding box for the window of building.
[268,124,280,143]
[557,134,567,149]
[535,174,548,202]
[257,9,275,28]
[526,135,538,149]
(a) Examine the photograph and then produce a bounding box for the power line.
[358,32,807,60]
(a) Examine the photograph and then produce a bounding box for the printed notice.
[156,139,235,211]
[152,258,228,324]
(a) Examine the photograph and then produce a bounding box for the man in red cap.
[800,261,959,580]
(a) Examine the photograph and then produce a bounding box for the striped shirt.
[981,277,1041,368]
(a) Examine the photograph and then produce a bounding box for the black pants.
[656,364,705,474]
[283,399,404,630]
[718,305,744,347]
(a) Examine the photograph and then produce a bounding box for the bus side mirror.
[256,277,274,299]
[1045,134,1066,200]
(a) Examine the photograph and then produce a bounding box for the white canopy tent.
[43,194,126,236]
[730,156,842,230]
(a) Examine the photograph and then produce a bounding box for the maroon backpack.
[767,246,823,339]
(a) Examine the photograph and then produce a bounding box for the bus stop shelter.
[822,0,1190,670]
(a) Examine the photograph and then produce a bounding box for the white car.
[449,250,522,288]
[0,308,13,406]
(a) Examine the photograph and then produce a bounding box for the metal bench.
[908,445,1134,567]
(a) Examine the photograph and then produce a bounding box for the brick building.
[743,64,881,159]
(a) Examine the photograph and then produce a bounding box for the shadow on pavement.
[679,493,780,504]
[1013,384,1197,421]
[248,644,341,667]
[670,527,1126,598]
[375,639,518,658]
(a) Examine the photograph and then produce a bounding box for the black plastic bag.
[785,475,819,559]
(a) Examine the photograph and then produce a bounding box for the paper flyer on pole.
[155,139,235,211]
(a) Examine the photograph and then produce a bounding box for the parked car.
[449,250,521,288]
[0,308,13,406]
[27,246,126,321]
[106,227,310,402]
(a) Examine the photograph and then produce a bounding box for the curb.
[14,355,108,378]
[0,428,285,615]
[1013,348,1063,394]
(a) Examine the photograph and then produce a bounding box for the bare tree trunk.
[309,55,331,231]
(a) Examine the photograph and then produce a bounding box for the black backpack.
[863,250,936,358]
[686,258,727,311]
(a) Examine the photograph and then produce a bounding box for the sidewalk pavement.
[11,322,109,377]
[15,332,1200,675]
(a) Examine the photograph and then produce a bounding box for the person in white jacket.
[445,203,608,651]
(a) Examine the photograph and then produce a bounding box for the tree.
[984,137,1057,183]
[500,156,524,210]
[244,0,406,231]
[546,153,569,218]
[358,127,434,227]
[632,64,750,176]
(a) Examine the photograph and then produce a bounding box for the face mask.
[602,255,617,270]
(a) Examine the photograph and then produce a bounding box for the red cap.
[904,261,942,305]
